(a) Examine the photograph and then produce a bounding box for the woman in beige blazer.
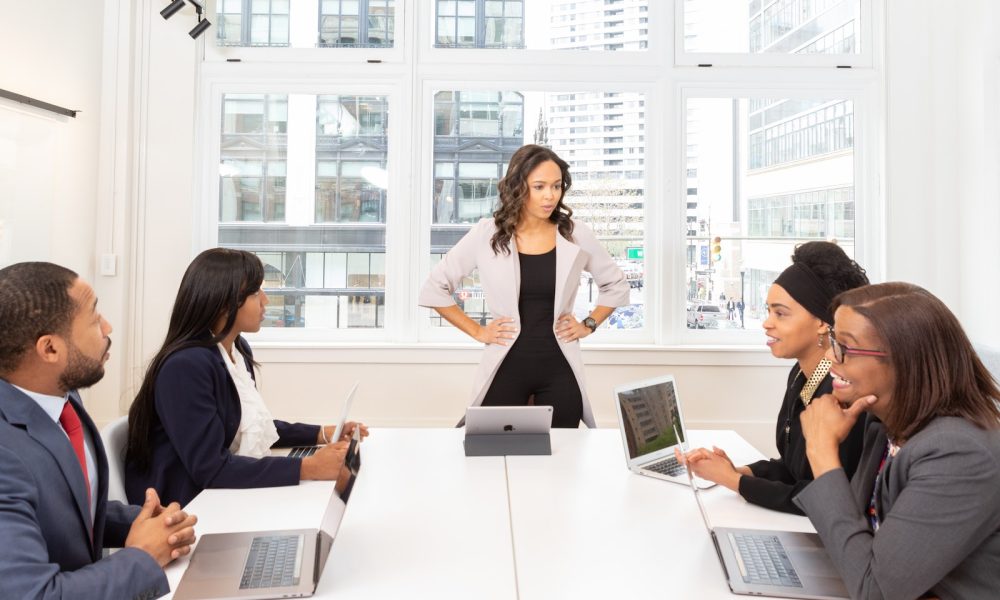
[419,145,630,428]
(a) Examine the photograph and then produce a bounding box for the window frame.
[193,0,884,348]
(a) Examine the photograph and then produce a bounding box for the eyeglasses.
[828,329,888,363]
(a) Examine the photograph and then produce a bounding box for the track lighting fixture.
[189,18,212,40]
[159,0,186,20]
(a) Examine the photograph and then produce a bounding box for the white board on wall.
[0,104,59,266]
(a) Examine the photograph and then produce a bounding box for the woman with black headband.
[679,242,869,514]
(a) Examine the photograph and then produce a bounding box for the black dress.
[737,365,867,514]
[481,249,584,428]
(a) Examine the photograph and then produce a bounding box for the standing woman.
[681,242,869,514]
[419,144,630,428]
[797,283,1000,599]
[125,248,366,507]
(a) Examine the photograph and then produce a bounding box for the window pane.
[218,0,396,48]
[219,93,389,329]
[684,97,856,332]
[435,0,647,51]
[431,89,647,330]
[684,0,861,55]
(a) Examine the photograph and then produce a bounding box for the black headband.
[773,262,836,325]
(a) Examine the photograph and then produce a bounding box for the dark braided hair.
[791,241,869,296]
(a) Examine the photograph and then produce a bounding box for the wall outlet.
[99,253,117,276]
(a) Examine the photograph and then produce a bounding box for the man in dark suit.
[0,262,198,599]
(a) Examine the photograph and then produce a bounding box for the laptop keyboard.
[644,455,685,477]
[287,446,319,458]
[239,534,303,590]
[732,533,802,588]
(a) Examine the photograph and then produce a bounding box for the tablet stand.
[463,432,552,457]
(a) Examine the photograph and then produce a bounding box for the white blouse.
[219,344,279,458]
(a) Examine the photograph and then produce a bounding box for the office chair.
[100,416,129,504]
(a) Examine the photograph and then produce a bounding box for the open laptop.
[613,375,714,488]
[685,467,848,599]
[175,431,362,600]
[464,405,553,435]
[280,381,360,458]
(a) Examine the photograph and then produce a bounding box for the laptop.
[464,405,553,435]
[613,375,715,488]
[280,381,360,458]
[685,466,849,599]
[174,430,362,600]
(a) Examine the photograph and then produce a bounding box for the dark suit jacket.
[739,366,866,514]
[795,416,1000,599]
[124,337,320,507]
[0,379,167,600]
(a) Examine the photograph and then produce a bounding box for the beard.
[58,338,111,392]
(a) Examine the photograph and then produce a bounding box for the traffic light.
[711,236,723,262]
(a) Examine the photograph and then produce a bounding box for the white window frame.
[192,0,884,349]
[674,0,875,68]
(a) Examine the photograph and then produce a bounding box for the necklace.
[782,358,833,447]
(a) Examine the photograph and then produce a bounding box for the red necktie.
[59,401,92,507]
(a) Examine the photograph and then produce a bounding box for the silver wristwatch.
[582,316,598,333]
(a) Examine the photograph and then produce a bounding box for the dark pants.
[481,338,583,428]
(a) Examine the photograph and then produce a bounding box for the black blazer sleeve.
[154,349,302,492]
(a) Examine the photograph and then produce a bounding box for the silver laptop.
[174,432,362,600]
[685,467,848,599]
[281,381,360,458]
[613,375,714,488]
[465,405,553,435]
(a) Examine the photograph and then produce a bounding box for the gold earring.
[818,333,825,348]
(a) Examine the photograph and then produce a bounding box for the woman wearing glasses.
[796,283,1000,599]
[680,242,869,514]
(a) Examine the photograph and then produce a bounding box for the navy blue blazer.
[124,337,320,507]
[0,379,167,600]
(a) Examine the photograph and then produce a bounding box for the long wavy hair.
[490,144,574,255]
[832,282,1000,442]
[126,248,265,472]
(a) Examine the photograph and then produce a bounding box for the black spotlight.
[160,0,186,20]
[189,18,212,39]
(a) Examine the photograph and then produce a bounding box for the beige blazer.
[419,218,630,427]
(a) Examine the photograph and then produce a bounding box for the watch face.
[584,317,597,331]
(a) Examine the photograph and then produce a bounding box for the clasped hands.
[125,488,198,567]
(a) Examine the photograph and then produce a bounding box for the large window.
[203,2,879,345]
[218,93,389,329]
[430,89,646,331]
[684,96,856,333]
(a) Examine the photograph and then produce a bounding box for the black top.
[516,249,559,350]
[738,364,867,515]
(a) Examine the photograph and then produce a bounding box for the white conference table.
[163,428,817,599]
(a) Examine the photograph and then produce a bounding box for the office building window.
[431,89,646,330]
[685,96,855,332]
[319,0,395,48]
[218,93,389,329]
[683,0,861,55]
[217,0,290,47]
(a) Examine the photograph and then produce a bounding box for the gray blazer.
[0,379,168,599]
[419,218,630,427]
[795,416,1000,600]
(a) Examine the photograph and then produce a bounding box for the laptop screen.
[616,378,686,460]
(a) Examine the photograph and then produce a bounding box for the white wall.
[4,1,998,459]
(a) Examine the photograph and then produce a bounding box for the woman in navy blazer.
[124,249,366,507]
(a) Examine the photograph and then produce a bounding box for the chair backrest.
[100,415,129,504]
[974,343,1000,385]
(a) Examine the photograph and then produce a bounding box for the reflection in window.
[315,96,389,223]
[217,0,290,47]
[431,89,646,330]
[685,97,855,331]
[320,0,395,48]
[436,0,523,48]
[220,94,288,223]
[685,0,860,55]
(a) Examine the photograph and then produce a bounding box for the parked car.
[686,303,727,329]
